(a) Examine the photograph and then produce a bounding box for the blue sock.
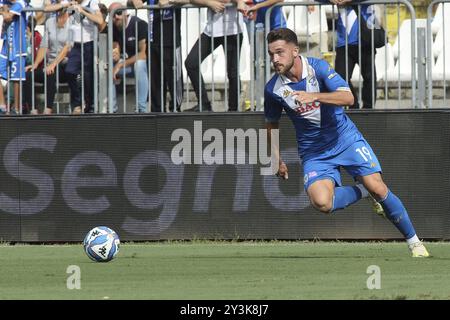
[380,190,416,239]
[331,186,363,212]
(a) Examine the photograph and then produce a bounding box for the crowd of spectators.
[0,0,382,114]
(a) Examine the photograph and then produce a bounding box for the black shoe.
[84,106,95,113]
[168,107,181,112]
[184,104,212,112]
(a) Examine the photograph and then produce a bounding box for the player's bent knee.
[310,196,333,214]
[368,182,388,200]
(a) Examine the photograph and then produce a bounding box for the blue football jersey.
[264,56,362,161]
[4,0,27,60]
[336,5,375,48]
[253,0,286,30]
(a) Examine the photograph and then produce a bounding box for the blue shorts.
[302,138,382,191]
[0,55,26,81]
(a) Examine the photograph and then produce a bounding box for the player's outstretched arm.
[291,90,354,107]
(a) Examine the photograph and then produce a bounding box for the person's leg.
[82,42,94,113]
[65,45,82,114]
[134,59,149,113]
[225,33,243,111]
[150,44,162,112]
[23,68,46,113]
[360,48,377,109]
[342,138,428,257]
[0,79,6,113]
[45,72,57,111]
[118,62,148,113]
[22,71,32,113]
[22,71,33,113]
[110,80,119,113]
[308,180,368,213]
[53,64,69,114]
[12,81,20,114]
[174,46,184,112]
[165,45,184,112]
[357,172,428,256]
[113,62,133,113]
[11,56,26,114]
[304,158,360,214]
[307,179,335,213]
[358,173,415,239]
[335,46,359,109]
[184,33,215,110]
[67,73,82,114]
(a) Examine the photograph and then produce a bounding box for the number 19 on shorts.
[356,147,372,162]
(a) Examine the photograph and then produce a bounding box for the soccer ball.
[83,226,120,262]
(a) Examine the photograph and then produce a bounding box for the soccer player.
[264,28,429,257]
[0,0,27,115]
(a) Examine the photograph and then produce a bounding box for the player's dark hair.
[267,28,299,46]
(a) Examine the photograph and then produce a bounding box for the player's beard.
[274,58,294,75]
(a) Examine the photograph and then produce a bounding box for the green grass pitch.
[1,241,449,300]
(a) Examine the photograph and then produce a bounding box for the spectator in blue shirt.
[318,0,379,109]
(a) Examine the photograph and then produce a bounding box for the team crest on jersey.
[282,89,291,98]
[307,76,318,88]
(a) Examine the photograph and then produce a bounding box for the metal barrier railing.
[19,6,100,114]
[9,2,450,114]
[108,4,247,113]
[265,0,418,109]
[427,0,450,108]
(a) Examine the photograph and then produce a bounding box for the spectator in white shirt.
[184,0,248,112]
[65,0,103,114]
[23,8,72,114]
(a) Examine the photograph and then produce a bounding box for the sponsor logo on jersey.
[294,101,321,115]
[304,171,318,184]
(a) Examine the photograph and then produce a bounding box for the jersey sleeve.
[264,86,282,123]
[315,59,351,93]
